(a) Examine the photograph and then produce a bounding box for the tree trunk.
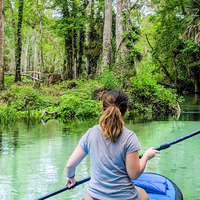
[35,1,45,80]
[65,32,73,79]
[86,0,101,77]
[23,37,29,74]
[72,28,77,79]
[194,67,200,93]
[0,0,4,88]
[85,25,89,77]
[15,0,24,82]
[7,0,16,73]
[102,0,112,72]
[34,35,38,79]
[116,0,129,60]
[77,26,84,77]
[62,1,73,80]
[11,48,15,72]
[77,0,89,78]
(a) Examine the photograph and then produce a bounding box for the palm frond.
[195,32,200,45]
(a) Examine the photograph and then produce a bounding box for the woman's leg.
[135,186,149,200]
[84,192,93,200]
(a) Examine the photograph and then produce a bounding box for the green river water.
[0,95,200,200]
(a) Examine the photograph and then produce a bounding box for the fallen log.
[22,71,43,75]
[23,74,44,82]
[4,73,44,82]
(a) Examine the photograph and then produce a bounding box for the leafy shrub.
[0,79,102,121]
[130,74,177,112]
[59,91,101,118]
[1,85,48,111]
[99,70,121,90]
[4,76,15,87]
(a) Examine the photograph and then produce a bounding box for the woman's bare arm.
[125,148,159,180]
[66,145,87,187]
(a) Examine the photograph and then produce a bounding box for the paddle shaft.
[35,177,90,200]
[154,129,200,151]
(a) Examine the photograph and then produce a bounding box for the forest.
[0,0,200,122]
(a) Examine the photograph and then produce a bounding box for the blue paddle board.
[133,172,183,200]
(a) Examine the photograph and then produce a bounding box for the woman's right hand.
[65,176,76,189]
[143,147,160,160]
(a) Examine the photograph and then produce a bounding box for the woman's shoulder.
[123,127,136,135]
[85,124,101,136]
[93,124,101,130]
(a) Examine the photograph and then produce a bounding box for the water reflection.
[179,113,200,121]
[13,131,19,151]
[180,94,200,112]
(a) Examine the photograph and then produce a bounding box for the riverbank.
[0,75,180,122]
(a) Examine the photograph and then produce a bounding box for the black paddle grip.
[154,142,171,151]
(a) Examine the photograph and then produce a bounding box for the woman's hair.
[99,90,129,142]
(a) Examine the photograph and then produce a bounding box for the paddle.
[35,177,90,200]
[35,128,200,200]
[154,128,200,151]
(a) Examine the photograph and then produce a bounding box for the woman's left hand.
[65,177,77,189]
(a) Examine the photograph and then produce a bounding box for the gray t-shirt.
[78,124,141,200]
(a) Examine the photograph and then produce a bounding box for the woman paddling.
[66,90,159,200]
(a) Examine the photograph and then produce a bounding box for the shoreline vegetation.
[1,0,200,125]
[0,73,182,123]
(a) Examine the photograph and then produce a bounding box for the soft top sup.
[133,173,183,200]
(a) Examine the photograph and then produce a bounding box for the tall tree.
[116,0,129,60]
[15,0,24,82]
[102,0,112,71]
[6,0,17,72]
[85,0,104,76]
[0,0,4,88]
[35,0,45,79]
[148,0,188,93]
[53,0,84,79]
[182,0,200,93]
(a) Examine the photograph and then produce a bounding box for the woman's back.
[79,124,141,200]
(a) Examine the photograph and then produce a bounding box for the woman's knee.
[135,186,149,200]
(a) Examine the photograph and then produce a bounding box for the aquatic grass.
[0,104,16,123]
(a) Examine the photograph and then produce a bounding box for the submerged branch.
[41,109,57,119]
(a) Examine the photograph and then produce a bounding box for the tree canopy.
[0,0,200,94]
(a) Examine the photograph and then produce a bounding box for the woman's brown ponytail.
[99,91,128,142]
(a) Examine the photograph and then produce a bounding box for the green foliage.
[59,92,101,118]
[0,104,16,123]
[2,0,191,120]
[99,70,121,90]
[130,74,178,112]
[181,39,199,54]
[4,76,15,87]
[1,85,47,111]
[0,79,101,121]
